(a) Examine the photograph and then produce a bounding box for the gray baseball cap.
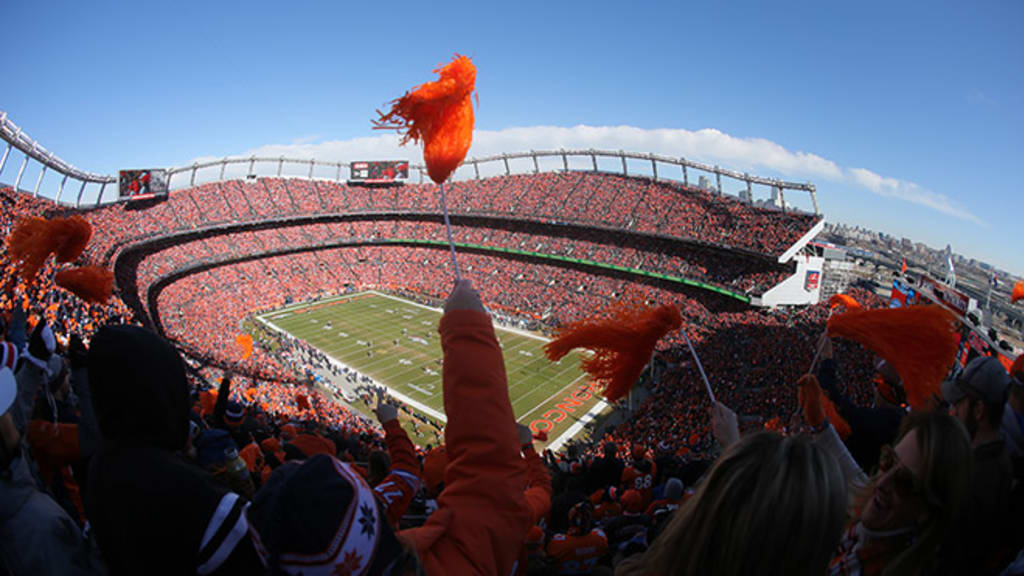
[942,356,1011,406]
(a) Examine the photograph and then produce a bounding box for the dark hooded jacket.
[84,325,260,575]
[0,453,98,575]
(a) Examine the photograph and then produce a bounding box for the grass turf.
[258,291,602,447]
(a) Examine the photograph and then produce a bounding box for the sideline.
[256,315,449,422]
[547,399,609,452]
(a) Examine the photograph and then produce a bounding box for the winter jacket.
[1002,403,1024,462]
[817,358,904,470]
[85,325,262,575]
[399,309,534,575]
[523,443,553,523]
[0,453,98,575]
[373,418,421,528]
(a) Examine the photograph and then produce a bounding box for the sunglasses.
[878,444,921,500]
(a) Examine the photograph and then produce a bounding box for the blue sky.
[3,0,1022,274]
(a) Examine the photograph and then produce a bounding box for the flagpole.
[808,308,836,375]
[681,328,715,404]
[439,181,462,281]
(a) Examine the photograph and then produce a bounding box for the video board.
[349,161,409,183]
[119,169,169,200]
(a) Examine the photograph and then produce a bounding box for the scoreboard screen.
[119,169,169,200]
[349,161,409,183]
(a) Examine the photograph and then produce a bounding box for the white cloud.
[232,125,844,181]
[192,124,980,225]
[846,167,983,225]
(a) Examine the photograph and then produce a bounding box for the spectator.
[519,423,553,525]
[939,356,1014,574]
[619,404,847,576]
[85,324,263,575]
[587,441,623,494]
[546,501,609,575]
[602,489,651,563]
[620,445,657,509]
[591,486,622,522]
[645,477,685,518]
[1001,355,1024,463]
[807,372,973,576]
[817,336,906,470]
[26,354,87,525]
[250,280,535,575]
[0,364,100,574]
[368,390,421,529]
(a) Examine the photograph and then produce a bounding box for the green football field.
[257,291,605,448]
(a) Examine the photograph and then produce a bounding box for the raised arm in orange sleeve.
[522,444,552,523]
[27,421,81,482]
[373,419,422,527]
[401,298,532,576]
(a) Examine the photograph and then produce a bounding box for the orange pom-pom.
[1013,279,1024,304]
[827,306,958,409]
[798,374,826,428]
[374,54,476,184]
[50,216,93,263]
[828,294,862,311]
[1011,354,1024,381]
[545,302,682,402]
[235,333,254,360]
[6,216,59,282]
[822,396,852,440]
[54,266,114,304]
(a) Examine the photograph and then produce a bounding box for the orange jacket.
[546,529,608,575]
[290,433,335,458]
[198,389,217,418]
[373,419,421,528]
[27,419,84,522]
[516,443,554,576]
[400,310,533,575]
[523,444,553,523]
[620,461,657,509]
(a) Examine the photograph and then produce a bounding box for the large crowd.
[79,171,819,267]
[2,180,1023,575]
[130,218,793,299]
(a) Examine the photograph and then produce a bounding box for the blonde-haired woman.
[802,374,972,576]
[616,402,848,576]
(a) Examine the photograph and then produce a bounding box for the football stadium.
[2,111,1021,574]
[1,4,1021,574]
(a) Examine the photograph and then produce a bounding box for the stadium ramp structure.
[752,218,827,308]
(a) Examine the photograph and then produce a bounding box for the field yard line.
[516,373,589,422]
[257,292,363,318]
[367,290,550,343]
[547,399,608,452]
[256,316,448,422]
[507,353,580,396]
